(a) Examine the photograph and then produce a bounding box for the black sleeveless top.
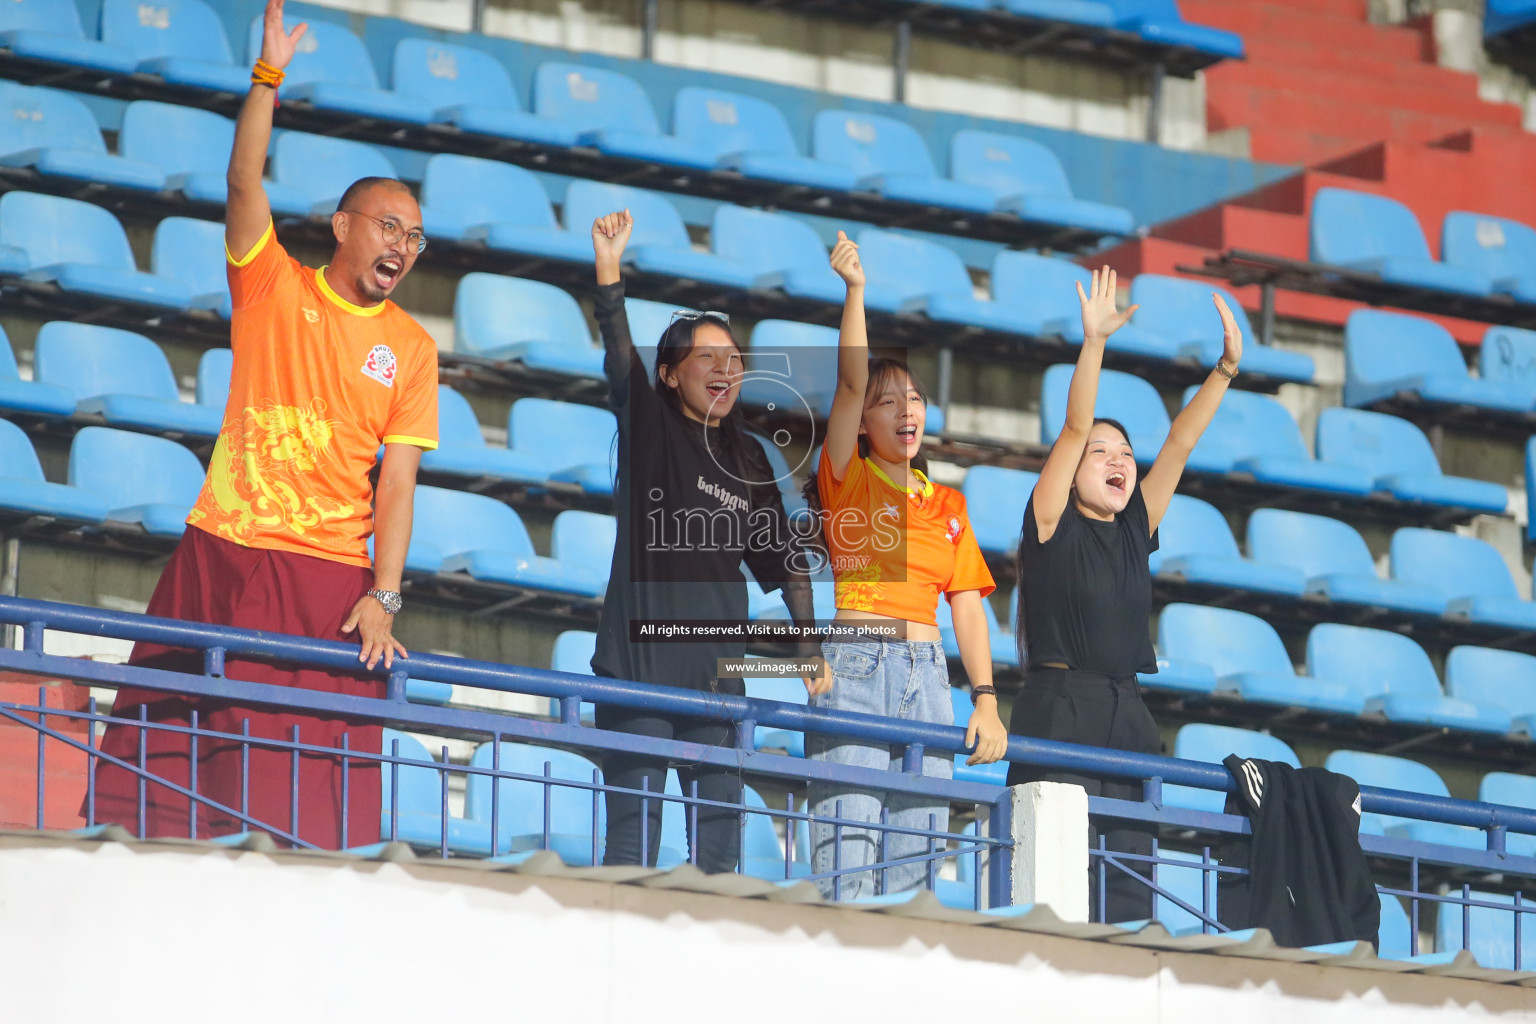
[1015,483,1159,676]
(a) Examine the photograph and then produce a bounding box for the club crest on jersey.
[946,515,962,543]
[361,344,398,387]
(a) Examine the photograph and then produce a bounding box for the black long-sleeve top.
[590,281,817,693]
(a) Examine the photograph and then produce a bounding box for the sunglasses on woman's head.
[669,309,730,326]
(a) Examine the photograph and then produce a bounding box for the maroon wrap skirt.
[90,527,383,849]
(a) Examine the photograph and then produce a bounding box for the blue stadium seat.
[560,180,756,289]
[34,322,221,437]
[937,593,1019,670]
[551,510,617,591]
[270,131,397,214]
[245,16,433,124]
[1157,603,1365,715]
[1480,326,1536,405]
[1435,889,1536,969]
[711,205,845,305]
[1529,438,1536,544]
[1315,408,1508,513]
[152,217,233,319]
[949,130,1133,236]
[1343,309,1530,413]
[740,319,838,420]
[119,102,311,217]
[418,155,587,261]
[0,419,109,523]
[852,227,1029,332]
[673,88,859,192]
[745,572,790,621]
[960,465,1035,555]
[1307,624,1511,734]
[391,39,577,147]
[1310,188,1492,297]
[0,0,136,74]
[621,297,676,378]
[99,0,248,93]
[1163,723,1299,814]
[995,0,1114,25]
[1039,364,1170,458]
[67,426,203,537]
[378,728,490,853]
[406,485,608,596]
[1442,212,1536,304]
[507,397,617,495]
[812,110,996,213]
[0,82,162,191]
[989,252,1178,360]
[3,193,191,311]
[1152,848,1219,936]
[419,385,553,485]
[1478,773,1536,858]
[1445,646,1536,738]
[1127,275,1315,384]
[1245,509,1448,616]
[1103,0,1244,58]
[1390,528,1536,631]
[742,785,811,880]
[453,273,602,379]
[1181,387,1374,495]
[746,675,809,758]
[1149,494,1305,597]
[0,324,72,418]
[532,61,707,169]
[1486,0,1536,37]
[1323,749,1484,850]
[1377,893,1415,961]
[196,348,231,417]
[546,630,598,723]
[465,741,604,864]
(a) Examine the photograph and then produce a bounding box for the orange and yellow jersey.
[817,447,995,625]
[186,221,439,568]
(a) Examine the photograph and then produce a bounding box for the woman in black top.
[1009,266,1243,923]
[589,209,820,873]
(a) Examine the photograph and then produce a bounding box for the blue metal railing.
[1,596,1535,964]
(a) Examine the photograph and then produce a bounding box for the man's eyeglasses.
[344,210,428,255]
[669,309,730,325]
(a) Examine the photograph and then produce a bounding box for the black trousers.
[593,699,742,874]
[1006,668,1165,924]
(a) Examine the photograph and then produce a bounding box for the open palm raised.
[260,0,308,69]
[1077,265,1138,341]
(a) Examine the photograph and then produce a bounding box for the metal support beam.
[1260,281,1276,347]
[893,21,912,104]
[1145,62,1165,145]
[641,0,660,61]
[935,345,953,431]
[470,0,487,35]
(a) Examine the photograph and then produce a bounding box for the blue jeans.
[807,638,952,900]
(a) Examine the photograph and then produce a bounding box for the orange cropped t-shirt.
[816,447,995,626]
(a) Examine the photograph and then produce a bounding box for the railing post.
[1010,781,1088,922]
[985,794,1012,910]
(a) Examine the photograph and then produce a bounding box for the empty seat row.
[1153,498,1536,633]
[1312,186,1536,307]
[0,25,1136,237]
[1346,308,1536,418]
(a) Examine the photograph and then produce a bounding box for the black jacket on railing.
[1217,755,1381,949]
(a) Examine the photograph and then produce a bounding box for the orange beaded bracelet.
[250,58,285,89]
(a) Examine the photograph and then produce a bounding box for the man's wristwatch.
[1215,358,1238,380]
[367,589,403,615]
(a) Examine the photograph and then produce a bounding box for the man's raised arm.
[227,0,306,260]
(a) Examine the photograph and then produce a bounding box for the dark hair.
[1086,416,1132,452]
[800,356,931,538]
[651,314,780,509]
[336,176,413,212]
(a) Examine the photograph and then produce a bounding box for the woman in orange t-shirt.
[800,231,1008,900]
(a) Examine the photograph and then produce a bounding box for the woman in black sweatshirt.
[588,209,819,873]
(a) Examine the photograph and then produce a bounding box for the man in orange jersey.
[89,0,439,849]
